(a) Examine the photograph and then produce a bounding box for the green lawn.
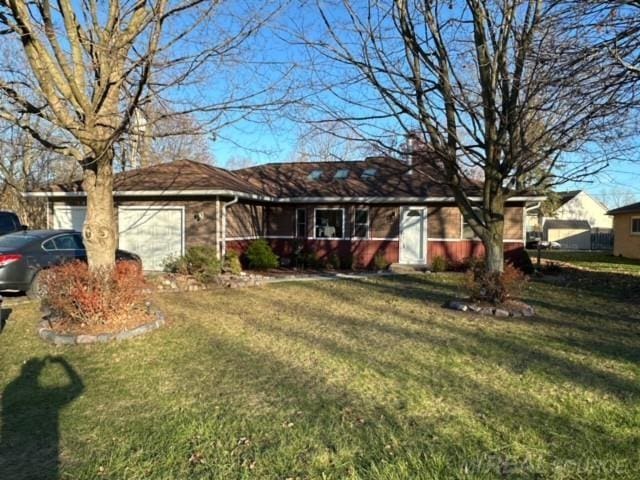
[531,250,640,275]
[1,273,639,479]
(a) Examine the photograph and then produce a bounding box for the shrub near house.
[246,239,279,270]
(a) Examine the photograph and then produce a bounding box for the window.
[632,217,640,234]
[354,208,369,238]
[334,169,350,180]
[0,214,16,235]
[361,168,377,179]
[462,208,481,239]
[43,234,84,250]
[296,208,307,238]
[315,209,344,238]
[308,169,323,181]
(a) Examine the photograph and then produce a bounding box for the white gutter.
[23,190,545,204]
[525,201,541,213]
[221,195,238,258]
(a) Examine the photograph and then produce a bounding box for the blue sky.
[207,1,640,209]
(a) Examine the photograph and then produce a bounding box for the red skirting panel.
[427,240,527,268]
[227,238,526,270]
[226,239,399,269]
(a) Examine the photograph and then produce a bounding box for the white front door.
[400,207,426,264]
[118,207,184,271]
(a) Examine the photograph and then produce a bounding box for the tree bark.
[483,233,505,274]
[481,198,505,274]
[81,149,117,272]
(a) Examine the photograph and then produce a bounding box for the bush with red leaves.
[464,260,527,304]
[40,260,149,330]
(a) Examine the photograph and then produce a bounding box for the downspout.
[525,201,542,268]
[221,196,238,258]
[524,201,541,238]
[215,197,221,259]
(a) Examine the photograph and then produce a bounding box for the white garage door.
[53,205,87,231]
[118,207,184,271]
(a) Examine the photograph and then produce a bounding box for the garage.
[52,205,87,231]
[53,204,184,271]
[118,206,184,271]
[544,219,591,250]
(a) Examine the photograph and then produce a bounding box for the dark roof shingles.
[235,157,478,198]
[607,201,640,215]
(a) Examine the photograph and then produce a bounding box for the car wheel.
[26,271,43,300]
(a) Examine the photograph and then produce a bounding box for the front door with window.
[400,207,426,264]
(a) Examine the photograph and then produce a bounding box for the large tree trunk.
[481,198,505,274]
[483,232,505,274]
[81,149,117,272]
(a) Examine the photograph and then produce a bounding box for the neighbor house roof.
[544,219,591,230]
[555,190,582,207]
[607,201,640,215]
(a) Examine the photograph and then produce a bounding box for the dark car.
[0,211,26,236]
[0,230,140,297]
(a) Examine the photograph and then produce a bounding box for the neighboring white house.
[526,190,613,249]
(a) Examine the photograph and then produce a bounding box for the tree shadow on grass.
[195,312,634,477]
[0,357,84,480]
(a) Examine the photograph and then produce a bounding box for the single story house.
[607,202,640,259]
[526,190,613,249]
[26,158,542,270]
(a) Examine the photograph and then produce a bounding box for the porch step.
[389,263,429,274]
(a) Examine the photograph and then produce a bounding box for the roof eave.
[23,191,544,203]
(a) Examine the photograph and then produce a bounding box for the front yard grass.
[531,249,640,275]
[1,272,639,479]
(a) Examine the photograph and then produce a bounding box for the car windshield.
[0,233,37,250]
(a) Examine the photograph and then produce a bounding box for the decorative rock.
[38,308,165,346]
[448,301,468,312]
[76,335,96,344]
[53,334,76,346]
[444,298,535,318]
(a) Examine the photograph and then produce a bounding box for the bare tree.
[117,105,216,171]
[225,155,256,170]
[295,0,635,274]
[287,122,374,163]
[573,1,640,78]
[0,0,284,270]
[0,121,78,226]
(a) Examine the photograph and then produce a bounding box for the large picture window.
[632,217,640,234]
[315,209,344,238]
[354,208,369,238]
[296,208,307,238]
